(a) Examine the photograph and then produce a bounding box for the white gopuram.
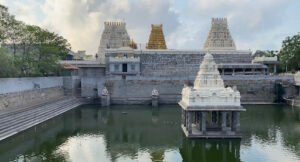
[97,21,131,64]
[204,18,236,50]
[179,52,245,138]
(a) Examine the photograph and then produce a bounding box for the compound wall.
[0,77,64,110]
[106,75,294,105]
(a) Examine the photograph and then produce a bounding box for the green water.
[0,105,300,162]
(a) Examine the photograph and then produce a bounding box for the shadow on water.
[0,104,300,162]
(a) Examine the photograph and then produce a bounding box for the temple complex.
[146,24,167,49]
[179,52,245,138]
[204,18,236,50]
[72,18,292,105]
[97,21,131,64]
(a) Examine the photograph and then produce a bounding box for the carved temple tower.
[97,21,131,64]
[146,24,167,49]
[204,18,236,50]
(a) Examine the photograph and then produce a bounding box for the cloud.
[176,0,298,50]
[40,0,179,54]
[1,0,300,54]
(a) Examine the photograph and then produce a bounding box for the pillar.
[232,112,240,132]
[222,69,225,75]
[188,111,192,134]
[232,69,235,76]
[274,64,277,74]
[101,95,110,107]
[181,109,185,126]
[221,112,227,132]
[251,68,255,75]
[196,111,202,131]
[152,95,159,107]
[201,112,206,133]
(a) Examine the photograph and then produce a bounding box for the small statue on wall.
[102,87,109,96]
[152,88,159,96]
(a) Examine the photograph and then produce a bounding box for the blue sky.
[1,0,300,54]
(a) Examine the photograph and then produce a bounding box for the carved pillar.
[221,111,227,132]
[201,112,206,133]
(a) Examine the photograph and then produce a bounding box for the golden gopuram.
[146,24,167,49]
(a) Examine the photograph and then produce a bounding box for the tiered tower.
[204,18,236,50]
[97,21,131,64]
[146,24,167,49]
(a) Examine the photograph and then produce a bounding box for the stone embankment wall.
[140,53,253,77]
[106,75,294,104]
[0,77,64,110]
[80,67,106,97]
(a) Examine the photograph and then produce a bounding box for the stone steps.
[0,98,74,125]
[0,96,67,118]
[0,97,82,141]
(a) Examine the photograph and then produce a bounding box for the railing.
[252,56,278,62]
[109,57,140,62]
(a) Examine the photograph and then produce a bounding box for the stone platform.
[181,125,242,139]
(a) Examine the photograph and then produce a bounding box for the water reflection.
[0,105,299,162]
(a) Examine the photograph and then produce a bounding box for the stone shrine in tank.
[179,52,246,138]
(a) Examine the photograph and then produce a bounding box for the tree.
[0,48,18,77]
[0,4,71,77]
[278,33,300,72]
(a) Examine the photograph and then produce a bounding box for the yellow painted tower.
[146,24,167,49]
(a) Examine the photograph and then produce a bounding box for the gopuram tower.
[97,21,131,64]
[204,18,236,50]
[146,24,167,49]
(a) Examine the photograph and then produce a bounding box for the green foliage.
[254,50,277,57]
[0,4,70,77]
[0,48,18,77]
[278,33,300,72]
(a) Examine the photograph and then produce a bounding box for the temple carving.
[146,24,167,49]
[204,18,236,50]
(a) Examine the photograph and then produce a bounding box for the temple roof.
[146,24,167,49]
[204,18,236,50]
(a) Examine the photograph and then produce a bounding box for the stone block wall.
[140,54,253,77]
[106,75,294,105]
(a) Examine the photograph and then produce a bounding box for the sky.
[1,0,300,55]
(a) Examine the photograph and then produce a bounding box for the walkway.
[0,97,83,141]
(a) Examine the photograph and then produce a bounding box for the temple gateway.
[179,52,246,138]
